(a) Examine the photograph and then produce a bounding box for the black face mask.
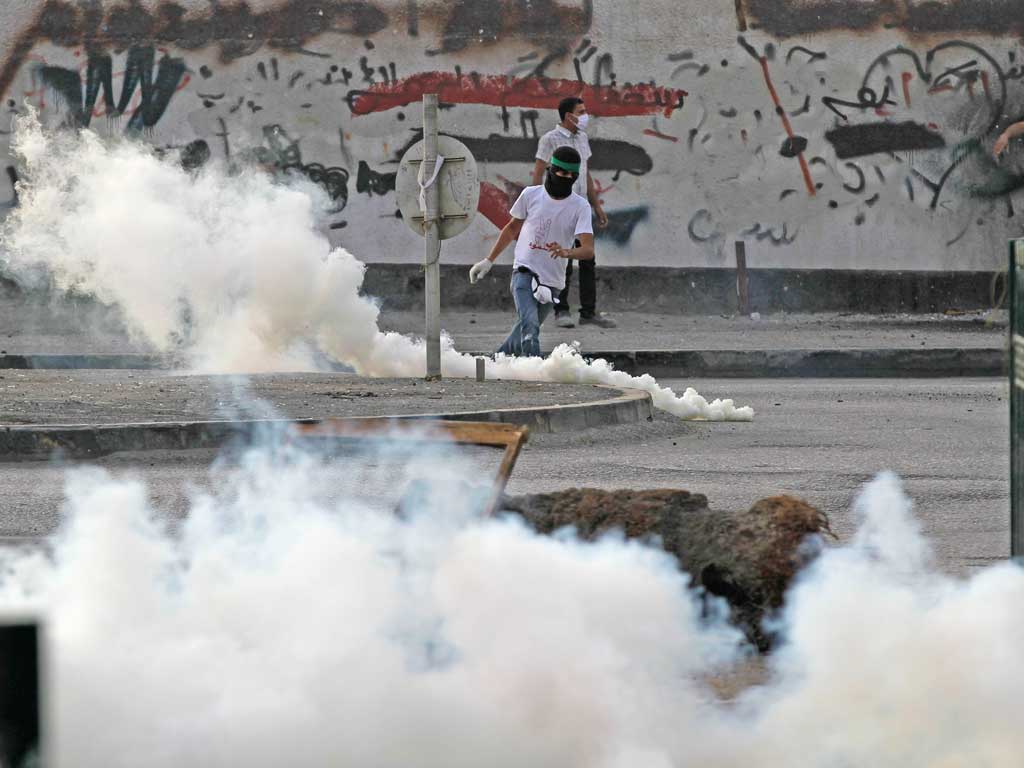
[544,168,576,199]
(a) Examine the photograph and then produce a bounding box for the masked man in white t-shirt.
[468,146,594,357]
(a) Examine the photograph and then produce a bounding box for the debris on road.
[500,488,833,649]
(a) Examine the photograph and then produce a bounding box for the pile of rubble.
[500,488,833,650]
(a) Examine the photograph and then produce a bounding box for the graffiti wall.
[2,0,1024,272]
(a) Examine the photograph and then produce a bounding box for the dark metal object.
[1010,240,1024,558]
[736,241,750,316]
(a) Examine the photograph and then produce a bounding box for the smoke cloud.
[0,113,752,421]
[0,445,1020,766]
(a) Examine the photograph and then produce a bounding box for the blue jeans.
[497,270,554,358]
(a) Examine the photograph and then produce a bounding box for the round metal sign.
[396,135,480,240]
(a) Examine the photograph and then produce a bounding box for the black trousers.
[556,240,597,318]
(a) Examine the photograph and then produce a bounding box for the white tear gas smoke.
[0,446,1021,766]
[0,113,752,421]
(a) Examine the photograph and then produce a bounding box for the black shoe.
[578,313,617,328]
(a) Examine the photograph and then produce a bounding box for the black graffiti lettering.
[519,110,539,139]
[931,59,980,90]
[406,0,419,36]
[593,52,615,87]
[756,223,797,246]
[789,95,811,116]
[904,176,916,201]
[785,45,827,64]
[359,56,375,85]
[825,121,946,160]
[303,163,351,211]
[257,124,349,211]
[671,62,710,78]
[822,85,897,120]
[177,139,211,171]
[862,41,1007,135]
[573,55,585,82]
[215,117,230,157]
[841,162,866,194]
[3,165,18,208]
[687,209,719,243]
[946,221,971,247]
[263,124,302,166]
[37,46,185,131]
[689,209,796,246]
[530,48,568,79]
[356,160,396,196]
[779,135,809,158]
[737,35,761,62]
[596,206,649,245]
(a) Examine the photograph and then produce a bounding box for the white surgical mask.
[575,114,590,130]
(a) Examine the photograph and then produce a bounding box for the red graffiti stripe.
[478,181,511,229]
[349,72,687,117]
[642,128,679,142]
[758,57,816,198]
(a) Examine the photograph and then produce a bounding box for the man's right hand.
[469,258,493,284]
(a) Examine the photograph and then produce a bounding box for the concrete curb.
[362,263,1006,315]
[3,347,1006,377]
[0,386,653,461]
[0,354,354,372]
[0,354,170,370]
[567,347,1007,378]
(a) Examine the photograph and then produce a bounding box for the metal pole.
[735,241,750,316]
[423,94,442,380]
[1011,240,1023,558]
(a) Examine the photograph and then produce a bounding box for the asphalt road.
[0,377,1009,574]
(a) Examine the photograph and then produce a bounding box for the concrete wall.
[2,0,1024,274]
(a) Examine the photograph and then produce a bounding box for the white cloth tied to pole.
[418,153,445,223]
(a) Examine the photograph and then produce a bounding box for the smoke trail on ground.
[0,446,1020,766]
[0,113,752,421]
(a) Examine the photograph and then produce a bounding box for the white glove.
[469,258,493,284]
[532,284,554,304]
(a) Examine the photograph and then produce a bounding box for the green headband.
[549,156,580,173]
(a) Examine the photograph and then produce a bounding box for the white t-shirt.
[509,185,593,291]
[536,125,591,197]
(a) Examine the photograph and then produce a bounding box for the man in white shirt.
[468,146,594,357]
[532,97,615,329]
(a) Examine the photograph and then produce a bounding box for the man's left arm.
[551,233,595,261]
[586,172,607,228]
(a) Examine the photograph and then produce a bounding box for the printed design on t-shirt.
[528,216,554,252]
